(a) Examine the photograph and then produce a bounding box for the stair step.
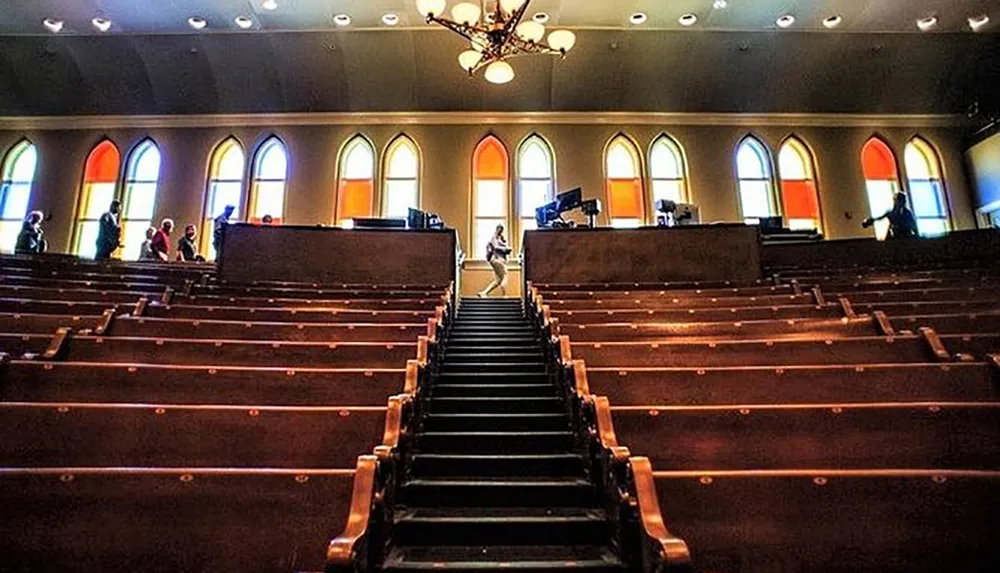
[417,431,574,454]
[437,372,551,385]
[399,478,597,507]
[428,397,564,414]
[432,384,558,398]
[440,363,547,374]
[444,353,545,364]
[423,413,568,432]
[392,507,611,546]
[384,544,624,572]
[410,454,586,478]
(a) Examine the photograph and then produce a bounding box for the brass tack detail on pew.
[813,477,828,486]
[932,475,948,484]
[295,475,310,484]
[832,407,843,414]
[44,364,53,370]
[208,369,217,374]
[57,406,69,413]
[60,474,74,483]
[179,474,194,482]
[699,476,713,485]
[249,409,260,417]
[155,408,166,415]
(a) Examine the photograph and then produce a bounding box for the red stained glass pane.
[475,137,508,180]
[84,141,120,183]
[862,139,898,181]
[781,180,820,219]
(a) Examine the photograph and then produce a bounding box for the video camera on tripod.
[655,199,700,227]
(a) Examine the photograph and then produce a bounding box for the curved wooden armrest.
[629,456,691,568]
[382,394,410,449]
[558,335,573,365]
[592,396,629,460]
[416,336,429,366]
[426,318,439,343]
[571,360,590,397]
[403,360,420,394]
[327,455,378,566]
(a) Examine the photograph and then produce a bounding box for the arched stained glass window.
[605,135,644,228]
[649,134,687,204]
[73,140,121,257]
[862,137,900,240]
[336,135,376,227]
[383,135,420,218]
[517,135,555,241]
[250,137,287,225]
[778,137,822,232]
[0,140,38,252]
[203,138,246,260]
[121,139,161,260]
[736,136,777,225]
[904,137,950,236]
[472,135,509,259]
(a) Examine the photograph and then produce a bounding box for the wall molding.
[0,111,971,131]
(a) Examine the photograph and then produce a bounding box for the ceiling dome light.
[969,15,990,31]
[547,29,576,52]
[917,16,938,31]
[43,18,64,33]
[713,0,728,9]
[776,15,795,28]
[459,50,482,72]
[188,17,207,30]
[484,60,515,84]
[334,14,351,26]
[500,0,527,15]
[451,3,482,26]
[823,15,843,29]
[417,0,447,18]
[92,18,112,32]
[382,13,400,26]
[516,20,546,42]
[235,16,253,29]
[533,13,550,24]
[630,12,648,25]
[262,0,278,10]
[678,14,698,27]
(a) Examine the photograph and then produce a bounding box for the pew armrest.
[327,455,378,571]
[630,457,692,572]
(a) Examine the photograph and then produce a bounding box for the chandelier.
[416,0,577,84]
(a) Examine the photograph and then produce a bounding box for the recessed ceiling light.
[630,12,648,25]
[917,16,938,31]
[188,17,207,30]
[43,18,64,33]
[969,15,990,31]
[823,15,843,29]
[713,0,728,9]
[382,13,400,26]
[533,12,550,24]
[92,18,112,32]
[776,15,796,28]
[235,16,253,29]
[679,14,698,26]
[334,14,351,26]
[262,0,278,10]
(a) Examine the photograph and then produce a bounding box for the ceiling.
[1,0,996,34]
[0,1,997,117]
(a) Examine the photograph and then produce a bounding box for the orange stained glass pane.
[781,180,820,219]
[475,137,508,180]
[862,139,898,181]
[84,141,120,183]
[608,178,644,219]
[337,180,374,221]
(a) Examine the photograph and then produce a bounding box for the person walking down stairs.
[478,224,511,298]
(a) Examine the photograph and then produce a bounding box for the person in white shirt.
[479,224,511,298]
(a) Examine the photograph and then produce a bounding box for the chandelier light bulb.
[484,60,515,84]
[43,18,64,33]
[547,29,576,52]
[499,0,527,16]
[92,18,112,32]
[516,21,546,43]
[459,50,482,71]
[416,0,447,18]
[451,3,482,26]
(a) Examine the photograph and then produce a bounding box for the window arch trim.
[380,133,422,217]
[648,133,689,205]
[515,133,556,245]
[1,139,38,253]
[904,135,951,236]
[335,133,377,225]
[734,134,778,223]
[249,135,289,224]
[604,133,645,227]
[777,135,823,232]
[471,134,511,260]
[72,138,122,257]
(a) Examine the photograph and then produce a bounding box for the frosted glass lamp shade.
[500,0,526,15]
[516,21,545,42]
[459,50,482,71]
[484,60,515,84]
[451,2,481,25]
[547,29,576,52]
[416,0,447,18]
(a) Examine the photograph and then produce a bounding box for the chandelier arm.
[501,0,532,37]
[506,35,562,56]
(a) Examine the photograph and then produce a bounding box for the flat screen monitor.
[555,187,583,212]
[354,218,407,230]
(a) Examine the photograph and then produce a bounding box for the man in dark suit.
[95,200,122,260]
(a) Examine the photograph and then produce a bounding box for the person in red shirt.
[150,218,174,262]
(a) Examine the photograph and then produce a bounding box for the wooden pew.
[531,280,773,291]
[192,284,444,300]
[550,304,844,325]
[613,403,1000,470]
[0,402,384,468]
[654,471,1000,573]
[144,303,434,323]
[108,315,431,343]
[177,293,440,310]
[835,287,1000,304]
[941,333,1000,359]
[570,336,935,367]
[0,298,129,316]
[0,285,147,304]
[0,468,352,572]
[0,360,407,406]
[586,363,999,406]
[556,317,876,341]
[536,284,796,300]
[889,312,1000,335]
[852,299,1000,316]
[0,312,102,335]
[545,293,816,311]
[0,274,168,293]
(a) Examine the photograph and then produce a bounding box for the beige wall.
[0,117,976,295]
